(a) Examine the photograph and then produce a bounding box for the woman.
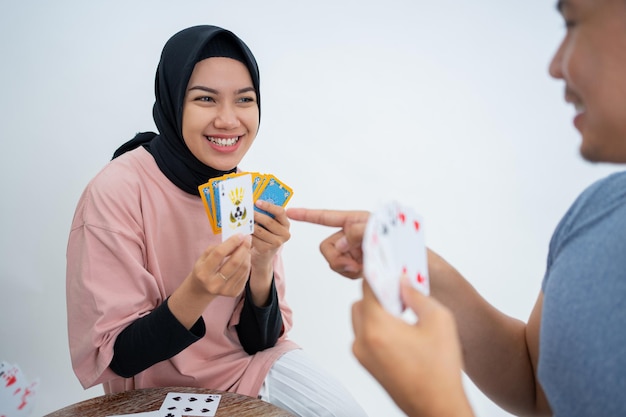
[66,25,367,417]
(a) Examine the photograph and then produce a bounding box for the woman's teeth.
[208,136,239,146]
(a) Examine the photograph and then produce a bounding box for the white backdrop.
[0,1,621,416]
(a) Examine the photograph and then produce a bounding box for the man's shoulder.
[576,170,626,207]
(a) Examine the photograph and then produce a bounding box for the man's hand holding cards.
[198,172,293,240]
[362,201,430,317]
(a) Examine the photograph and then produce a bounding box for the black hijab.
[112,25,261,195]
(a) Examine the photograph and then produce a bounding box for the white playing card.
[0,362,39,417]
[363,206,403,316]
[219,174,254,242]
[106,411,180,417]
[362,201,430,317]
[159,392,222,417]
[393,203,430,296]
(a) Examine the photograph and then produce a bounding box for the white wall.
[0,1,621,416]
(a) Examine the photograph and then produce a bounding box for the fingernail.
[335,236,349,252]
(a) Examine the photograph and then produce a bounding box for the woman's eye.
[195,96,215,102]
[238,96,255,104]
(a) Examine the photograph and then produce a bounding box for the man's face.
[549,0,626,163]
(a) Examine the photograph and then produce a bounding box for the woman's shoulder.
[86,148,158,194]
[73,148,160,224]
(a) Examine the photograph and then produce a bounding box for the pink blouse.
[66,147,298,396]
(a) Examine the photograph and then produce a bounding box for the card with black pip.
[218,173,254,241]
[159,392,221,417]
[198,172,294,238]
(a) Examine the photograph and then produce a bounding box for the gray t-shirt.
[540,171,626,416]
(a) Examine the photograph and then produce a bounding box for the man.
[287,0,626,416]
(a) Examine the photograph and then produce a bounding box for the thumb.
[399,276,439,319]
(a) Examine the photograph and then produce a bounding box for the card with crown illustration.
[218,173,254,241]
[199,172,246,233]
[198,172,294,237]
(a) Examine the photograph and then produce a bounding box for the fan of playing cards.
[198,172,293,241]
[106,392,222,417]
[362,201,430,317]
[0,360,39,417]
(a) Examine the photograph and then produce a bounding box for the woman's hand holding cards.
[247,200,291,306]
[168,234,252,329]
[251,200,291,268]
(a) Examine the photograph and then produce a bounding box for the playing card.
[209,174,232,232]
[254,174,294,217]
[250,172,266,198]
[159,392,222,417]
[0,362,39,417]
[362,208,403,315]
[106,411,181,417]
[199,172,294,236]
[199,183,219,234]
[219,173,254,241]
[392,203,430,296]
[362,201,430,317]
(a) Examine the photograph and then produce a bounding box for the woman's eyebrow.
[187,86,218,94]
[237,86,256,95]
[187,86,256,95]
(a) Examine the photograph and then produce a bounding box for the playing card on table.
[0,361,39,417]
[106,411,181,417]
[219,173,254,241]
[362,201,430,316]
[159,392,221,417]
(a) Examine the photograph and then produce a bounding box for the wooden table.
[44,386,296,417]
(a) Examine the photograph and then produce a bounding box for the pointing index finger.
[287,208,370,228]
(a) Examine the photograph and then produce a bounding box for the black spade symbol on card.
[205,398,214,403]
[201,409,211,413]
[184,407,193,412]
[189,397,198,402]
[173,396,182,401]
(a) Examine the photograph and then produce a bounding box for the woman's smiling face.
[182,57,259,170]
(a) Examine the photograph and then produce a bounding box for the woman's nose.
[214,104,240,129]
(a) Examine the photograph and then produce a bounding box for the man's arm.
[428,250,551,416]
